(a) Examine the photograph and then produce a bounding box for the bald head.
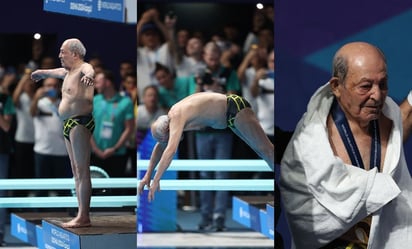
[63,38,86,59]
[329,42,389,126]
[151,115,170,143]
[332,42,386,84]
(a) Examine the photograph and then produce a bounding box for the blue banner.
[43,0,125,23]
[42,220,80,249]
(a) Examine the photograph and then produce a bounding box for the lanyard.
[331,98,381,170]
[100,97,119,122]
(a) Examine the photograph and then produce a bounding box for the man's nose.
[370,85,383,104]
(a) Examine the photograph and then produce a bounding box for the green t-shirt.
[158,76,196,109]
[0,93,15,153]
[92,93,134,154]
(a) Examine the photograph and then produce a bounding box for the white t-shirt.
[175,56,206,78]
[136,44,173,103]
[256,77,274,135]
[242,67,258,113]
[33,97,68,155]
[14,92,35,143]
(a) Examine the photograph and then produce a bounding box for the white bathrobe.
[280,83,412,249]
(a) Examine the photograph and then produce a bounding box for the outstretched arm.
[151,117,184,183]
[143,115,185,201]
[401,90,412,142]
[31,68,67,82]
[137,142,166,197]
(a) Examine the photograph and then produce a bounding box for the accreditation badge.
[100,121,114,139]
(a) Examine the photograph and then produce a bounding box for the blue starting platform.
[232,195,274,240]
[11,212,136,249]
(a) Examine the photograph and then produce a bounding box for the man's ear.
[329,77,341,98]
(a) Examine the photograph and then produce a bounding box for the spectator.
[242,8,272,54]
[216,23,243,69]
[250,49,274,142]
[39,56,57,70]
[136,8,175,102]
[88,56,104,75]
[90,70,134,179]
[26,39,45,71]
[11,68,36,192]
[194,41,241,232]
[237,44,267,113]
[30,77,71,197]
[120,72,138,178]
[177,28,190,56]
[250,49,274,183]
[136,85,167,152]
[154,62,195,110]
[120,72,138,106]
[256,21,274,55]
[119,60,135,89]
[0,78,15,246]
[175,37,206,78]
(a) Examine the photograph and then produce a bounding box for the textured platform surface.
[45,214,136,235]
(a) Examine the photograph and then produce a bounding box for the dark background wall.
[0,0,136,79]
[138,2,266,43]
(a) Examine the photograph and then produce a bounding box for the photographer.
[194,41,241,232]
[194,42,240,94]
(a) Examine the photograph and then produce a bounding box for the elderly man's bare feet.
[62,217,91,228]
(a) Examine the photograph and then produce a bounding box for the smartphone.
[45,89,57,98]
[266,71,275,79]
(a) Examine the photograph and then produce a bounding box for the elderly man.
[279,41,412,248]
[137,92,274,202]
[31,38,95,228]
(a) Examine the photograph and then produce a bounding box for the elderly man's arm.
[137,142,166,196]
[152,119,184,182]
[400,90,412,142]
[80,63,95,86]
[31,68,67,82]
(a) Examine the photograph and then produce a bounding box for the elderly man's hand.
[138,176,151,195]
[148,179,160,202]
[81,75,94,86]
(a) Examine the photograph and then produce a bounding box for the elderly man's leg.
[232,109,274,171]
[63,126,92,228]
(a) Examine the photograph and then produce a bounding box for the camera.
[197,69,214,85]
[201,72,214,85]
